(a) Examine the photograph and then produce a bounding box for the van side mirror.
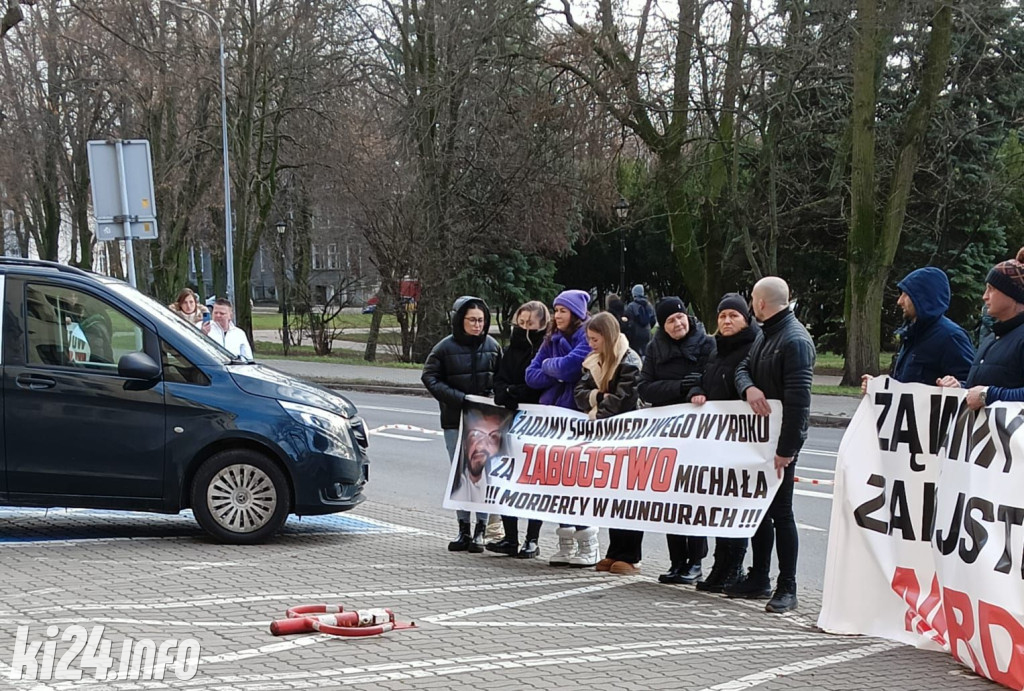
[118,352,161,380]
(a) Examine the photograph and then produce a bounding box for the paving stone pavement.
[0,503,999,690]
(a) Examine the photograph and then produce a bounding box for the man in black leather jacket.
[726,277,815,614]
[422,296,502,553]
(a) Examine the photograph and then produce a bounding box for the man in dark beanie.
[939,248,1024,409]
[639,296,715,584]
[727,277,815,614]
[861,267,974,394]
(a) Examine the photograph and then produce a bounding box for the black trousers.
[500,516,541,542]
[606,529,643,564]
[666,534,708,566]
[751,460,798,581]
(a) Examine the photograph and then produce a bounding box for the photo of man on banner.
[449,401,513,503]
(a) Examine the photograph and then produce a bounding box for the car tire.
[191,450,290,544]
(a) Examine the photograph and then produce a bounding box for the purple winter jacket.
[524,327,591,409]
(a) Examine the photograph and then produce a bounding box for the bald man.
[727,276,815,614]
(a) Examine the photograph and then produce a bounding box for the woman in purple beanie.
[525,289,600,566]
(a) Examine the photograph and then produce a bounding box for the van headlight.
[280,401,357,459]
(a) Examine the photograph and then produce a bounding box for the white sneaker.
[548,526,577,566]
[568,527,600,567]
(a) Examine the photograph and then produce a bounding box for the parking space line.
[128,636,857,690]
[794,489,832,500]
[698,641,900,690]
[423,577,641,623]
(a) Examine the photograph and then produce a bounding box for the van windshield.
[106,282,234,365]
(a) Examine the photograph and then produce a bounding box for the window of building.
[326,243,338,270]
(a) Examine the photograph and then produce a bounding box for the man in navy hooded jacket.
[861,267,974,393]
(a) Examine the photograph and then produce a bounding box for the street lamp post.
[613,196,631,296]
[162,0,234,308]
[276,220,289,354]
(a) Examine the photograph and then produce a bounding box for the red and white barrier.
[270,604,416,638]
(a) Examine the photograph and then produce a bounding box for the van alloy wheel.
[206,463,278,533]
[191,450,290,544]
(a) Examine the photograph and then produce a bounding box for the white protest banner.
[443,395,783,537]
[818,377,1024,689]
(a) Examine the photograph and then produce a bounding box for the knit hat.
[987,249,1024,304]
[631,284,645,299]
[553,290,590,320]
[717,292,750,322]
[655,296,687,328]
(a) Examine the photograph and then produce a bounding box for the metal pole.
[161,1,232,307]
[619,228,625,297]
[114,141,137,288]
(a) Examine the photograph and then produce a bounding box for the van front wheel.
[191,451,290,544]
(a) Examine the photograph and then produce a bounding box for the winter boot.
[658,563,688,584]
[701,539,747,592]
[568,527,600,567]
[486,538,519,556]
[487,517,519,555]
[679,561,703,584]
[548,526,577,566]
[766,577,798,613]
[724,567,772,599]
[517,539,540,559]
[448,520,473,552]
[696,561,728,592]
[469,520,486,554]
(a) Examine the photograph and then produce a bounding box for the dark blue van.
[0,259,369,543]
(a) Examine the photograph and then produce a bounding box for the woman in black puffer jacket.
[687,293,760,593]
[488,301,549,559]
[422,296,502,554]
[637,297,715,585]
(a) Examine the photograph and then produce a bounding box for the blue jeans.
[444,428,486,524]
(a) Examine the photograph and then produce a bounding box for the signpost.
[87,139,159,287]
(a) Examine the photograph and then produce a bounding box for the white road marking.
[698,641,900,690]
[801,448,838,457]
[436,621,801,633]
[200,633,335,664]
[49,576,606,614]
[794,489,832,500]
[371,432,432,442]
[358,404,436,416]
[797,523,826,532]
[91,636,854,690]
[797,466,835,475]
[423,578,639,623]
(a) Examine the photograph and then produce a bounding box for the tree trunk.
[843,0,954,385]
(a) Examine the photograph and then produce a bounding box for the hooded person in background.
[624,284,656,356]
[422,296,502,553]
[939,248,1024,408]
[861,267,973,394]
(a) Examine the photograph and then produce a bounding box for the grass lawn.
[250,312,399,332]
[253,341,421,368]
[811,384,861,397]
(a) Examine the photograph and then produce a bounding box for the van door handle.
[16,373,56,390]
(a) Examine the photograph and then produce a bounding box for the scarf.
[582,333,630,418]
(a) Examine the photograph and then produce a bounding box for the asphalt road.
[344,390,844,591]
